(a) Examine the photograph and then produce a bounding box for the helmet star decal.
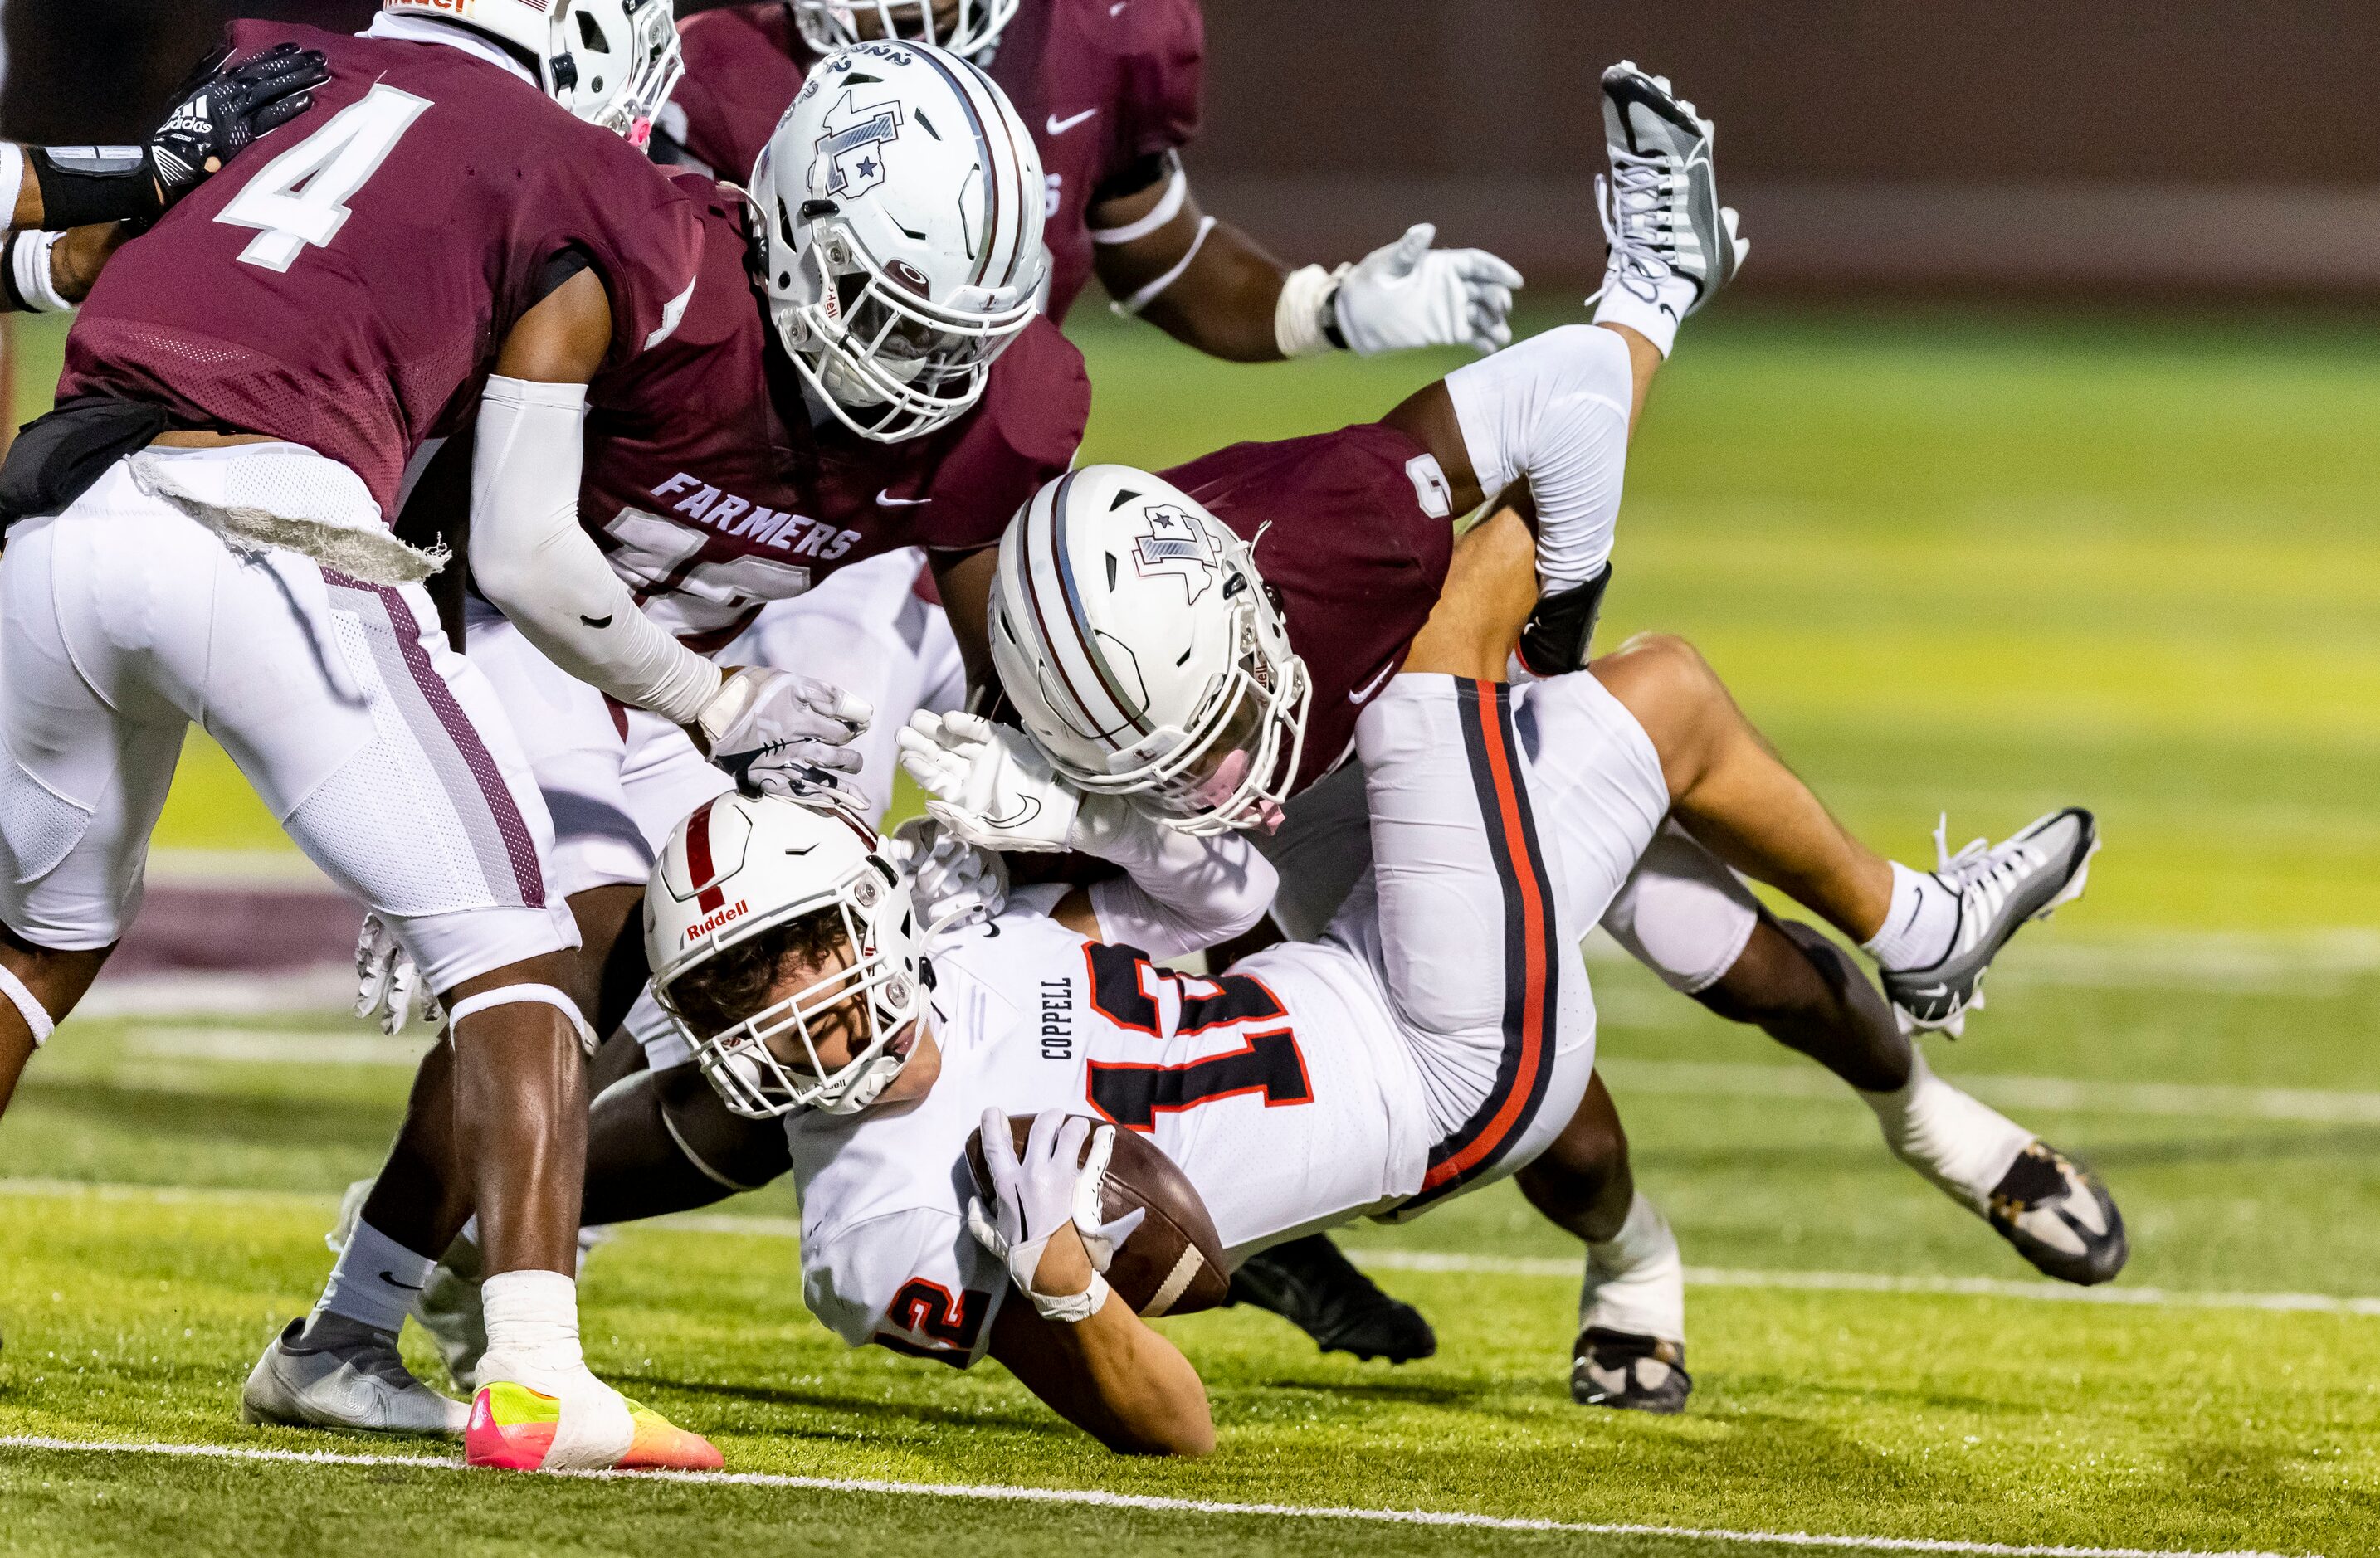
[816,89,905,200]
[1132,504,1227,605]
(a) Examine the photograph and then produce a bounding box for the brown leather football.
[965,1113,1231,1317]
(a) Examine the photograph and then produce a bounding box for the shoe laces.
[1932,812,2041,915]
[1585,149,1676,308]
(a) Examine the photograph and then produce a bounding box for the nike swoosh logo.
[876,488,933,507]
[378,1270,425,1292]
[1349,660,1395,705]
[580,613,613,628]
[1046,109,1099,135]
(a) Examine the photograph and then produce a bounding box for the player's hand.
[896,710,1083,854]
[354,913,443,1038]
[1334,222,1523,356]
[966,1108,1145,1322]
[697,666,871,801]
[149,42,329,213]
[886,816,1009,935]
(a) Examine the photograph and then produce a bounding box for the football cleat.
[466,1376,722,1473]
[1572,1327,1691,1414]
[240,1317,469,1435]
[1227,1234,1437,1364]
[1881,808,2100,1036]
[1987,1140,2128,1286]
[1593,62,1746,317]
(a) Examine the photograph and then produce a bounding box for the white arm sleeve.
[1078,801,1279,959]
[469,376,721,724]
[1442,322,1634,587]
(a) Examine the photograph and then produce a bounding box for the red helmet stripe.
[685,799,726,913]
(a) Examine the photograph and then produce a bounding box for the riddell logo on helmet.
[685,899,752,942]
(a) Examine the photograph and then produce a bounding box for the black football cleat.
[1572,1327,1691,1414]
[1227,1234,1437,1363]
[1987,1140,2128,1286]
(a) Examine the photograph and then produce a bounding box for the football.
[966,1113,1232,1317]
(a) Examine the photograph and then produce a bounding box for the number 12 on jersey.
[1081,945,1314,1130]
[217,85,432,273]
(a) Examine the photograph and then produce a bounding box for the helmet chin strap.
[815,1047,910,1115]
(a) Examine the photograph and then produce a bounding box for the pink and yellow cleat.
[466,1380,723,1472]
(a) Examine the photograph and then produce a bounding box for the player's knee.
[1593,633,1729,765]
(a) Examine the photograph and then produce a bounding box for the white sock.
[314,1219,435,1337]
[1579,1192,1686,1343]
[1858,1045,2031,1213]
[1861,860,1959,971]
[1590,270,1696,358]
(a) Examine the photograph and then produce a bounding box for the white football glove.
[964,1108,1145,1323]
[895,710,1085,854]
[696,666,873,801]
[354,913,442,1037]
[885,815,1010,936]
[1334,222,1524,356]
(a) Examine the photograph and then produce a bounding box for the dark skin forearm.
[930,543,1001,697]
[1089,177,1290,363]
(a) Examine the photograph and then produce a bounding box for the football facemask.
[791,0,1023,64]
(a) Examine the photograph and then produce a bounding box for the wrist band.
[1029,1268,1110,1324]
[8,230,73,313]
[1272,261,1348,358]
[29,145,158,229]
[1088,161,1188,246]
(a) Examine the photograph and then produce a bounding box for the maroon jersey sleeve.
[1110,0,1204,168]
[1166,422,1452,793]
[915,318,1090,553]
[59,22,702,519]
[668,3,807,183]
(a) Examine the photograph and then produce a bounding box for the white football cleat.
[1882,807,2100,1036]
[1593,61,1746,317]
[240,1317,469,1434]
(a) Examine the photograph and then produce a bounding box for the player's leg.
[1608,838,2126,1283]
[198,558,713,1466]
[0,494,192,1117]
[1512,1073,1690,1414]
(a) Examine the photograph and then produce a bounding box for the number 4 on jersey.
[217,85,432,272]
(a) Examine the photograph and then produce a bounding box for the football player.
[663,0,1522,830]
[920,67,2120,1410]
[635,467,2070,1452]
[0,0,743,1471]
[301,39,1088,1407]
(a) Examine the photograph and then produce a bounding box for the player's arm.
[975,1111,1214,1457]
[1088,154,1520,363]
[6,42,329,233]
[1,222,133,313]
[897,714,1277,955]
[929,544,1000,699]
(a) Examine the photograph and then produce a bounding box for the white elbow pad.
[471,377,720,725]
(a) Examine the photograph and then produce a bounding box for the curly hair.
[666,904,850,1041]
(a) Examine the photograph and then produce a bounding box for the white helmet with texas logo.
[750,41,1047,441]
[646,791,925,1117]
[987,465,1312,837]
[380,0,683,145]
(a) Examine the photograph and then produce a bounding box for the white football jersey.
[785,898,1434,1367]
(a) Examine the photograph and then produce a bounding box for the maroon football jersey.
[666,0,1203,320]
[580,176,1090,653]
[60,22,705,520]
[1165,423,1453,792]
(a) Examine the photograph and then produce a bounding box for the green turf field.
[5,305,2380,1554]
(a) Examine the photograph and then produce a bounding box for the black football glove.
[147,41,330,210]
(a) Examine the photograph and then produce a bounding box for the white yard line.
[1594,1058,2380,1125]
[0,1435,2300,1557]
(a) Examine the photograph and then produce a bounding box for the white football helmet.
[987,465,1312,836]
[793,0,1022,64]
[750,41,1046,441]
[646,792,926,1118]
[382,0,682,146]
